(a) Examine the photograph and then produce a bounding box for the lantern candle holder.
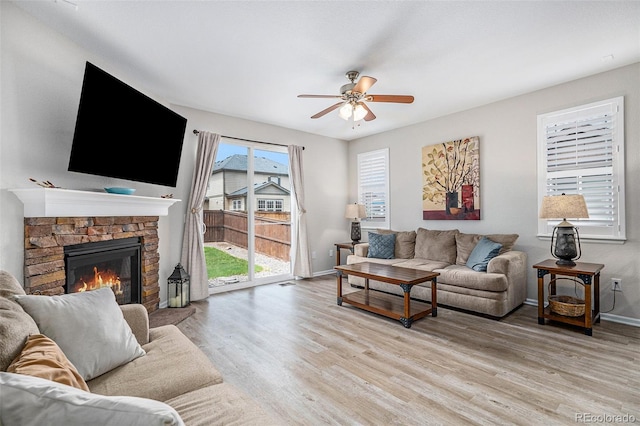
[168,263,190,308]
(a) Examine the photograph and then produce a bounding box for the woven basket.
[548,295,585,317]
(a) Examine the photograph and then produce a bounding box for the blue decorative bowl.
[104,187,136,195]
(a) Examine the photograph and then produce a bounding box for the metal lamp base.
[350,221,361,244]
[551,225,581,267]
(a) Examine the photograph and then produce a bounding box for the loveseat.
[0,270,279,425]
[346,228,527,318]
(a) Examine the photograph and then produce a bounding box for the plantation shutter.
[538,97,625,240]
[357,148,390,229]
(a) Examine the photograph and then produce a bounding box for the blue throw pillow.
[367,232,396,259]
[466,237,502,272]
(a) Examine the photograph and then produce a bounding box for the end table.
[334,242,356,266]
[533,259,604,336]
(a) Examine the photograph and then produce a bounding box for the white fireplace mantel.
[10,188,181,217]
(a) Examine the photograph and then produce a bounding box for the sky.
[216,142,289,166]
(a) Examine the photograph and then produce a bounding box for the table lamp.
[345,203,366,244]
[539,193,589,266]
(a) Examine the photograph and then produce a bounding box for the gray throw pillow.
[0,270,40,372]
[367,232,396,259]
[15,288,145,381]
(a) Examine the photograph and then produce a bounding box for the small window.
[257,199,283,212]
[357,148,390,229]
[231,200,243,211]
[537,97,625,241]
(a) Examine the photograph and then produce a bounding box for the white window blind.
[537,97,625,241]
[357,148,390,229]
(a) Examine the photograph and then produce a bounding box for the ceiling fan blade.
[310,102,343,119]
[298,94,342,99]
[361,103,376,121]
[367,95,414,103]
[353,76,377,94]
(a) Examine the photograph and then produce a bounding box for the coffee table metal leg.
[400,284,413,328]
[400,317,412,328]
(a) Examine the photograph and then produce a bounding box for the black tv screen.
[68,62,187,187]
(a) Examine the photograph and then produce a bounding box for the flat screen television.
[68,62,187,187]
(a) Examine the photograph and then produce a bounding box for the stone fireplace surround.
[11,188,181,314]
[23,216,161,313]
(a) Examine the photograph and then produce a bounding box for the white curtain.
[288,145,312,278]
[181,131,220,301]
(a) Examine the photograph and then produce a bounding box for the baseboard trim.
[524,298,639,327]
[313,269,336,277]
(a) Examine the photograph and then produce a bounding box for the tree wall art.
[422,136,480,220]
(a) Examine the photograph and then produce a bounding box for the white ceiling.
[12,1,640,141]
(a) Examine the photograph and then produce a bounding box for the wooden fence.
[203,210,291,261]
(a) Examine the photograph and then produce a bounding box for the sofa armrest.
[354,243,369,257]
[120,304,150,346]
[487,250,526,276]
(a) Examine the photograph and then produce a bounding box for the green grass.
[205,246,263,278]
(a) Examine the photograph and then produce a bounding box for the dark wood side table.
[334,242,356,266]
[533,259,604,336]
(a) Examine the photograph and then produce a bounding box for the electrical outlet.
[312,251,317,259]
[611,278,622,292]
[329,249,334,257]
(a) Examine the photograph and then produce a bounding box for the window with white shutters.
[537,97,625,241]
[357,148,390,229]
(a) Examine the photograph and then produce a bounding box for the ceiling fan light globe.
[353,103,367,121]
[338,103,353,120]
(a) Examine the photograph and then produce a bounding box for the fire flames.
[74,266,123,295]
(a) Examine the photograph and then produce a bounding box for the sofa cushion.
[395,259,451,271]
[367,232,396,259]
[377,229,416,259]
[0,270,40,372]
[455,233,519,265]
[7,334,89,392]
[455,233,482,265]
[435,265,509,292]
[88,325,223,401]
[15,288,145,381]
[414,228,458,264]
[466,237,502,272]
[166,382,279,425]
[0,372,184,426]
[486,234,519,254]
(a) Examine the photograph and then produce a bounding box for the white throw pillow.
[15,288,145,380]
[0,372,184,426]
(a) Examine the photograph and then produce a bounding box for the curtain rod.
[192,129,304,150]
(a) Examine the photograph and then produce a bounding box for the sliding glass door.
[203,140,292,293]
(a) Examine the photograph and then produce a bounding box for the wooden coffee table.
[335,262,439,328]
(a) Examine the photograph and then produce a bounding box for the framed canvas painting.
[422,136,480,220]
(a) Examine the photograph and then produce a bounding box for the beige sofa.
[346,228,527,318]
[0,270,278,425]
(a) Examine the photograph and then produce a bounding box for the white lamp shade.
[345,203,366,219]
[338,103,353,120]
[539,194,589,221]
[353,103,367,121]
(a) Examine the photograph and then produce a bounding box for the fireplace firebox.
[64,237,142,305]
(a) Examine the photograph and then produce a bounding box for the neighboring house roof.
[213,154,288,175]
[227,181,291,198]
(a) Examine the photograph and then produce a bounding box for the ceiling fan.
[297,71,414,122]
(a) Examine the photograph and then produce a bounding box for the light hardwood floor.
[177,275,640,425]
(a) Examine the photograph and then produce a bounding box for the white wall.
[348,63,640,322]
[0,4,349,306]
